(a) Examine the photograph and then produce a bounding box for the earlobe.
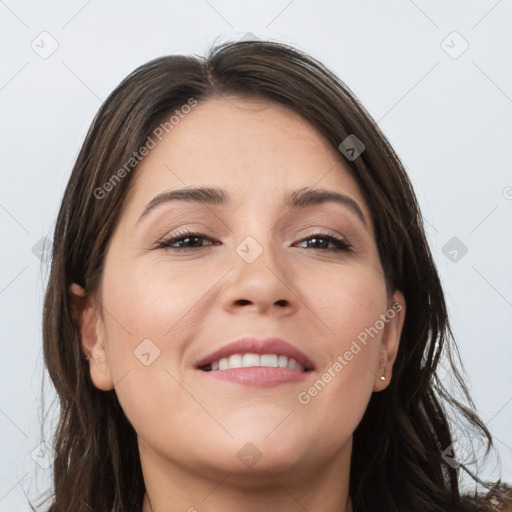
[69,283,114,391]
[373,290,406,391]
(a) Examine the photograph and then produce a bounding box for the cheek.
[300,260,388,345]
[97,255,212,394]
[98,262,196,432]
[101,256,199,339]
[294,262,386,411]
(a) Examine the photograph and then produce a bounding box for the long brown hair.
[35,38,511,511]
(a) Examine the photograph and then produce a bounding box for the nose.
[221,237,299,317]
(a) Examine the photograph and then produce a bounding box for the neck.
[140,437,353,512]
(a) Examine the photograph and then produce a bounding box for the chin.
[206,445,307,483]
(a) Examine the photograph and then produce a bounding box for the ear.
[69,283,114,391]
[373,289,406,391]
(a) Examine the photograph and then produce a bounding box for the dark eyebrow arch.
[137,186,368,229]
[285,187,368,229]
[138,187,228,224]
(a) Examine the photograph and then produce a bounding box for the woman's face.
[79,95,405,489]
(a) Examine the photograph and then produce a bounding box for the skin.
[71,95,406,512]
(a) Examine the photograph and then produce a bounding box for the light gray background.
[1,1,511,509]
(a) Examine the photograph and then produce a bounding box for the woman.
[35,39,511,511]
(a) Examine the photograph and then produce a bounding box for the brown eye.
[157,232,215,250]
[296,234,353,253]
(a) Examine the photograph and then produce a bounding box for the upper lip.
[195,336,315,371]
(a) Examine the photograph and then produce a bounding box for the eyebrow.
[137,186,368,229]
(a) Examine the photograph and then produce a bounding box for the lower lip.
[197,367,313,386]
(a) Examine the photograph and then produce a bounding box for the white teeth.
[208,353,305,371]
[287,358,303,371]
[260,354,278,367]
[229,354,243,368]
[242,353,260,367]
[278,355,288,368]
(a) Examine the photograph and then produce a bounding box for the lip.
[200,366,312,386]
[195,336,315,371]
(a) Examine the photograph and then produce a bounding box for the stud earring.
[380,375,386,381]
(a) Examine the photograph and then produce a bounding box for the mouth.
[198,353,313,372]
[194,336,315,386]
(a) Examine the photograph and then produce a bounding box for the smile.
[199,353,310,372]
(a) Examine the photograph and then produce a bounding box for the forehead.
[123,95,371,223]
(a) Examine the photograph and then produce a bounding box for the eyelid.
[295,227,347,239]
[154,227,214,248]
[156,227,355,255]
[292,226,352,242]
[294,230,354,251]
[157,226,349,243]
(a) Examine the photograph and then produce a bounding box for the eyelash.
[156,229,353,254]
